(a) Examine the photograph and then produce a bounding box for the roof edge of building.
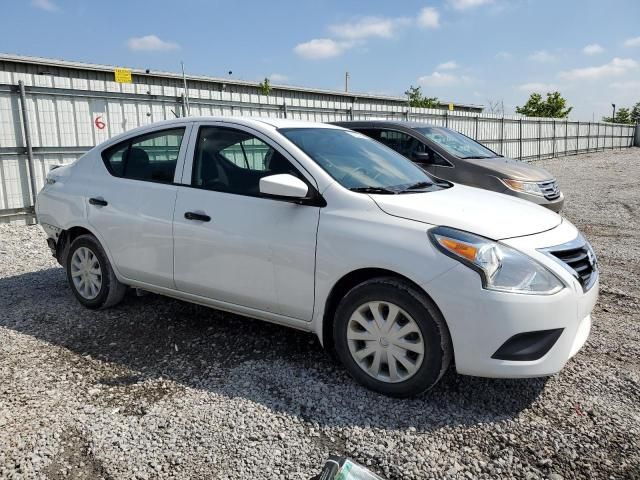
[0,53,484,110]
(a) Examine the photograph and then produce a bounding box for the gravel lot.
[1,148,639,480]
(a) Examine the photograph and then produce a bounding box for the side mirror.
[259,174,309,199]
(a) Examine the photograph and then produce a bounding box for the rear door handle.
[89,197,108,207]
[184,211,211,222]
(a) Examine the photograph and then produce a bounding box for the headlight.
[501,178,544,196]
[429,226,564,295]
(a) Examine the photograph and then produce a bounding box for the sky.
[4,0,640,120]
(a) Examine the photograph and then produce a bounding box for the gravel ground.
[1,148,639,480]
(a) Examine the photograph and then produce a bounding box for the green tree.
[515,91,573,118]
[630,101,640,124]
[405,85,439,108]
[258,77,271,95]
[616,107,631,124]
[603,107,634,124]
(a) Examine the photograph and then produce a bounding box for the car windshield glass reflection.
[280,128,438,193]
[414,127,497,159]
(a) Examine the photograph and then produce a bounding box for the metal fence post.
[444,110,448,128]
[611,122,614,150]
[180,94,187,117]
[587,122,591,152]
[551,120,556,158]
[564,120,568,156]
[17,80,38,210]
[537,119,541,160]
[475,115,479,140]
[281,102,288,119]
[635,122,640,147]
[404,109,409,121]
[576,121,580,155]
[518,118,522,160]
[500,116,505,156]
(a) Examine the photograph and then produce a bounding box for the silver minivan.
[334,120,564,212]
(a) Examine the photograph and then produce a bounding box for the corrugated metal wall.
[0,57,636,221]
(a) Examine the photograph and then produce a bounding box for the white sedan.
[36,117,598,397]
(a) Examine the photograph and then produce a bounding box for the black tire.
[66,234,127,309]
[333,277,452,397]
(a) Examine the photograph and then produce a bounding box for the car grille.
[547,241,597,291]
[538,180,561,200]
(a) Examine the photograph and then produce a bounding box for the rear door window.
[102,128,185,183]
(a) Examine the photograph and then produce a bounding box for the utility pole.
[345,71,350,92]
[611,103,616,122]
[181,61,190,116]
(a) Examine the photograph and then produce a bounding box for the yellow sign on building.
[114,68,132,84]
[448,103,454,111]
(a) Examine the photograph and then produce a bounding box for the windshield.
[280,128,436,192]
[414,127,497,159]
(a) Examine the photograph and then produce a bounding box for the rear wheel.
[333,277,451,397]
[66,234,126,309]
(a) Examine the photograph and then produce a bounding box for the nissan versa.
[333,120,564,212]
[36,117,597,397]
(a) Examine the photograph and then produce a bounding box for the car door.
[88,124,192,288]
[172,122,320,321]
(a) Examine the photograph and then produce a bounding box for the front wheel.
[66,234,126,309]
[333,277,452,397]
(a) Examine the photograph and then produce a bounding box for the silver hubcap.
[70,247,102,300]
[347,301,425,383]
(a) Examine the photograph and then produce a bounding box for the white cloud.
[528,50,557,62]
[583,44,604,55]
[329,16,410,40]
[447,0,493,10]
[495,51,512,60]
[32,0,58,11]
[293,38,351,59]
[560,57,638,80]
[623,36,640,47]
[611,80,640,89]
[418,71,470,87]
[417,7,440,29]
[127,35,179,52]
[436,60,458,70]
[269,73,288,82]
[517,82,558,92]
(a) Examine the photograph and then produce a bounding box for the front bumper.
[505,190,565,213]
[423,221,597,378]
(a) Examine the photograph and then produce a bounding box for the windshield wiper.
[459,155,494,159]
[398,181,433,193]
[349,186,397,194]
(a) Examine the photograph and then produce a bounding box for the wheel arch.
[321,267,451,355]
[57,224,122,281]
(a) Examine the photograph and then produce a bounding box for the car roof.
[100,116,346,147]
[332,120,438,129]
[136,116,342,130]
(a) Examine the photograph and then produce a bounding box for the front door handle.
[89,197,108,207]
[184,211,211,222]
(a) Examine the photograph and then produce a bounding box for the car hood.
[370,184,562,240]
[469,156,554,181]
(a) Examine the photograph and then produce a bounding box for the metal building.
[0,53,636,222]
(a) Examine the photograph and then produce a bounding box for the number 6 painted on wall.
[94,116,106,130]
